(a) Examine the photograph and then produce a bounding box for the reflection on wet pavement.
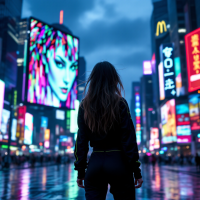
[0,164,199,199]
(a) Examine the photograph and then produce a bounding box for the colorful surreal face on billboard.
[27,18,79,109]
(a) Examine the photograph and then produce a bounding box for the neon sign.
[160,43,176,98]
[185,28,200,92]
[143,61,152,75]
[134,86,141,145]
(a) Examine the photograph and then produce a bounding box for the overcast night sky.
[22,0,153,105]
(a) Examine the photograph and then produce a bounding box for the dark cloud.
[22,0,152,104]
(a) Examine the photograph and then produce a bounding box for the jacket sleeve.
[120,98,142,179]
[74,104,89,179]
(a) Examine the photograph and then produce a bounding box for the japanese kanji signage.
[185,28,200,92]
[160,43,176,99]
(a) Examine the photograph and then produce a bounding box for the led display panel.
[0,80,5,131]
[174,57,183,96]
[188,94,200,130]
[177,125,191,143]
[0,109,10,142]
[56,110,65,120]
[149,128,160,151]
[17,106,26,142]
[143,61,152,75]
[41,116,48,128]
[161,99,177,144]
[185,28,200,92]
[11,119,17,141]
[134,86,141,145]
[24,113,33,145]
[27,18,79,109]
[176,104,190,126]
[160,43,176,98]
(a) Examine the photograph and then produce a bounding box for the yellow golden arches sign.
[156,21,167,36]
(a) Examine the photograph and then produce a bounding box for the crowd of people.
[142,153,200,171]
[0,153,73,169]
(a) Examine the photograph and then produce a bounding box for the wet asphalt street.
[0,163,200,200]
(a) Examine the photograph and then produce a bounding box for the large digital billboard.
[24,113,33,145]
[26,18,79,109]
[160,43,176,99]
[177,125,191,143]
[185,28,200,92]
[188,94,200,130]
[161,99,177,144]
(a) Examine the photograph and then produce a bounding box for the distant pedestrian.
[74,62,143,199]
[151,155,156,169]
[195,153,200,171]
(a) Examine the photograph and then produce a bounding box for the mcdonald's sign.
[156,21,167,37]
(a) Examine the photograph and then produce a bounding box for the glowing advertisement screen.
[177,125,191,143]
[143,61,152,75]
[134,86,141,145]
[24,113,33,145]
[149,128,160,151]
[0,109,10,142]
[11,119,17,141]
[160,43,176,98]
[161,99,177,144]
[27,18,79,109]
[0,80,5,131]
[41,116,48,128]
[176,104,190,126]
[174,57,183,96]
[188,94,200,130]
[185,28,200,92]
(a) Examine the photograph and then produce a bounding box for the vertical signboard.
[158,62,165,100]
[185,28,200,92]
[149,128,160,151]
[17,106,26,143]
[0,80,5,131]
[160,43,176,98]
[24,113,33,145]
[188,94,200,130]
[174,57,183,96]
[134,86,141,145]
[44,129,50,148]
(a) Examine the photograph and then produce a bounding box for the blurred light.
[198,90,200,94]
[44,141,50,148]
[5,152,7,155]
[22,145,26,151]
[1,145,8,149]
[147,153,151,156]
[159,150,164,154]
[19,103,23,106]
[186,146,190,149]
[162,147,167,151]
[180,40,184,44]
[148,108,153,111]
[156,152,159,155]
[138,150,141,153]
[143,150,146,153]
[135,108,141,113]
[60,10,64,24]
[143,61,152,75]
[166,24,170,29]
[197,133,200,138]
[39,142,43,146]
[178,28,186,33]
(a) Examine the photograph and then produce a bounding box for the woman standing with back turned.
[74,61,143,200]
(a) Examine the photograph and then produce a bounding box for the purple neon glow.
[22,73,26,101]
[0,80,5,131]
[143,61,152,75]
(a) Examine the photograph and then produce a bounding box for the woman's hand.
[135,178,143,188]
[77,178,85,188]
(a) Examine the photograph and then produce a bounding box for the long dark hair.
[82,61,124,133]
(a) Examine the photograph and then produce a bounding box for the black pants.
[85,151,135,200]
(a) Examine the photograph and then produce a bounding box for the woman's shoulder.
[119,97,128,107]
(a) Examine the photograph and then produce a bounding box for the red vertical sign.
[185,28,200,92]
[17,106,26,142]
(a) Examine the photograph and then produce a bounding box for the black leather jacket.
[74,97,142,179]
